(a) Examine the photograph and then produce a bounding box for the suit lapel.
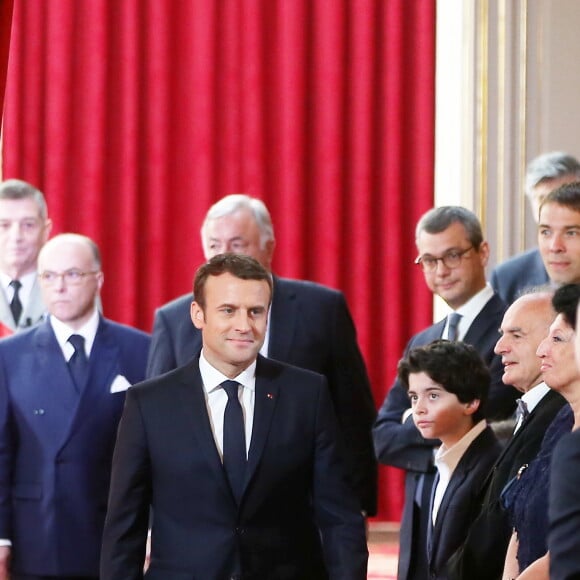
[0,287,15,332]
[20,278,46,329]
[62,319,120,442]
[463,294,505,346]
[267,278,297,361]
[175,360,236,501]
[245,357,279,491]
[33,321,81,448]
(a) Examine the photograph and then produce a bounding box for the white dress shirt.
[513,382,551,433]
[199,352,256,458]
[431,419,487,524]
[0,270,37,313]
[50,309,100,360]
[444,284,495,341]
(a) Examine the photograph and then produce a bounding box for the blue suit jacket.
[372,292,517,580]
[146,276,378,515]
[490,248,549,305]
[101,355,369,580]
[0,317,150,576]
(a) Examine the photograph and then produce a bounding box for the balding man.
[0,233,150,580]
[447,290,566,580]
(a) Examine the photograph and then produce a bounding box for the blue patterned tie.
[68,334,89,392]
[447,312,462,341]
[222,380,247,502]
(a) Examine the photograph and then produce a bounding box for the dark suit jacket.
[446,387,567,580]
[0,317,150,576]
[490,248,549,305]
[549,428,580,580]
[427,426,501,579]
[146,276,378,515]
[100,355,368,580]
[372,292,517,580]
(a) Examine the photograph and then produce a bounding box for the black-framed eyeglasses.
[38,269,100,285]
[414,246,474,272]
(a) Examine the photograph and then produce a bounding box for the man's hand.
[0,546,10,580]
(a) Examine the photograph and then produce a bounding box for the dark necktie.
[222,380,247,502]
[447,312,462,341]
[515,398,529,424]
[68,334,89,392]
[9,280,23,326]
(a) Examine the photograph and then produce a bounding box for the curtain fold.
[0,0,14,127]
[1,0,435,522]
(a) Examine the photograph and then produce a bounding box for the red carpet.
[367,541,398,579]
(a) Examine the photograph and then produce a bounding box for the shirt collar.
[435,419,487,476]
[448,284,495,340]
[521,381,551,414]
[0,270,38,305]
[49,309,100,357]
[199,351,257,395]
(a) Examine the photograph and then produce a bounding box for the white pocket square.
[110,374,132,393]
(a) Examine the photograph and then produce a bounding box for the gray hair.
[525,151,580,199]
[200,194,275,249]
[0,179,48,220]
[415,206,484,248]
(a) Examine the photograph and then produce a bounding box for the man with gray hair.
[491,151,580,304]
[0,179,52,335]
[146,194,378,517]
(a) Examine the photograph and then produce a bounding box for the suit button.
[33,409,45,415]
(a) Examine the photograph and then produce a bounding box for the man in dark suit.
[0,179,52,336]
[147,194,377,516]
[491,151,580,304]
[372,206,518,580]
[101,253,368,580]
[446,289,566,580]
[0,233,150,579]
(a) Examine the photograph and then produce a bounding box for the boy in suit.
[398,339,502,580]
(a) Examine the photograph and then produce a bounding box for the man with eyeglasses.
[372,206,518,580]
[0,233,150,580]
[0,179,52,337]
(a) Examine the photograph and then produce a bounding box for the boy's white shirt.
[431,419,487,524]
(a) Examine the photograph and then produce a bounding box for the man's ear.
[191,302,204,329]
[464,399,481,416]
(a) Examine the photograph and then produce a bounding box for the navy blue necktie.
[9,280,22,326]
[222,380,247,502]
[68,334,89,392]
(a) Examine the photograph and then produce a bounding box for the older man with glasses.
[0,233,150,580]
[373,206,519,580]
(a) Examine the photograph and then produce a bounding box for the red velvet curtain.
[0,0,13,118]
[1,0,435,521]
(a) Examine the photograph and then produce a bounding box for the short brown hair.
[193,253,272,310]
